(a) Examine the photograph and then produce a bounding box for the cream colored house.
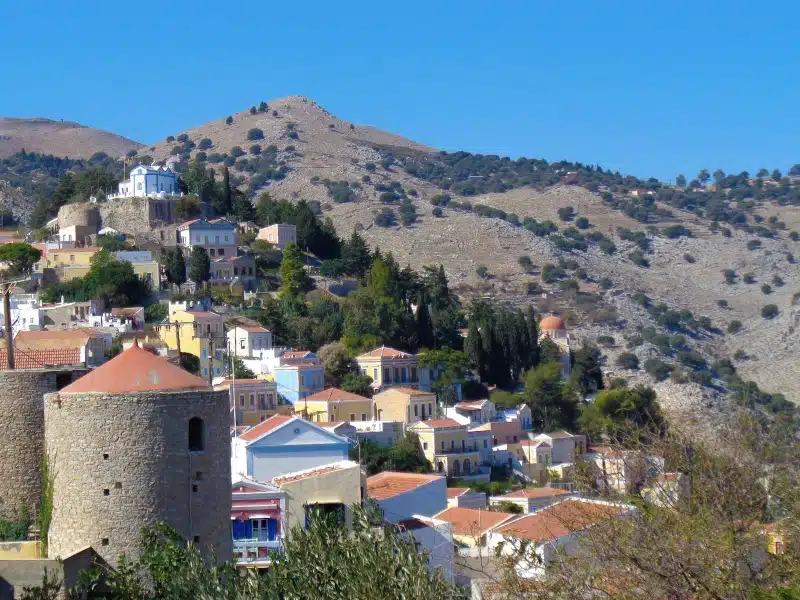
[300,388,374,423]
[214,378,291,426]
[373,387,436,424]
[409,419,481,478]
[257,224,297,249]
[272,460,364,530]
[355,346,422,392]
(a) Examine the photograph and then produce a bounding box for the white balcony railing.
[233,538,282,563]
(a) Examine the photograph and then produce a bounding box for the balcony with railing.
[233,538,282,565]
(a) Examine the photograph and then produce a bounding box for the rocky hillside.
[4,96,799,414]
[0,117,141,160]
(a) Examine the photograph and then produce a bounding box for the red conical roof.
[61,342,211,394]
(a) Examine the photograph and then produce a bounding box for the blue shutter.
[267,518,277,541]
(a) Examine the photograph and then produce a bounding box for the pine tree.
[464,320,487,381]
[525,305,540,369]
[279,242,309,299]
[415,293,435,351]
[233,191,256,222]
[215,165,232,215]
[341,231,372,277]
[188,247,210,285]
[166,247,186,287]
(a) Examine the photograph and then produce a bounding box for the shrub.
[272,110,278,117]
[628,249,649,267]
[525,281,543,295]
[761,304,779,319]
[541,263,566,283]
[399,199,417,226]
[717,299,728,309]
[518,255,533,271]
[599,277,613,290]
[596,335,615,347]
[789,231,799,241]
[788,252,795,263]
[249,144,262,155]
[198,138,213,150]
[644,357,673,381]
[288,130,299,140]
[432,207,443,217]
[631,292,650,308]
[743,273,756,284]
[374,208,396,227]
[247,128,264,141]
[476,265,489,279]
[598,238,617,255]
[230,146,245,158]
[727,320,743,333]
[746,239,762,250]
[166,135,175,142]
[258,101,268,112]
[195,152,207,161]
[557,206,575,221]
[683,253,695,263]
[327,182,357,204]
[559,279,580,293]
[772,274,785,287]
[761,284,773,294]
[733,349,747,360]
[616,352,639,370]
[575,216,590,230]
[723,269,737,284]
[177,133,188,143]
[677,350,707,371]
[365,162,377,172]
[663,225,692,239]
[225,116,233,125]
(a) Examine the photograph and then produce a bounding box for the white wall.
[376,478,447,522]
[403,519,455,583]
[250,447,347,482]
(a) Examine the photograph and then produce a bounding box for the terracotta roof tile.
[0,348,83,369]
[382,387,431,397]
[238,325,270,333]
[500,487,571,500]
[272,461,355,486]
[304,388,372,403]
[447,487,470,499]
[367,472,443,500]
[59,343,210,394]
[455,400,487,410]
[494,499,628,542]
[237,414,295,442]
[13,329,95,351]
[356,345,415,360]
[433,507,514,537]
[539,315,567,331]
[413,418,463,430]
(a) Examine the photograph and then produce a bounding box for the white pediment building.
[109,164,178,199]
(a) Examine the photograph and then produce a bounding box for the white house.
[109,164,178,199]
[1,294,44,332]
[397,516,455,583]
[257,224,297,249]
[366,472,448,521]
[227,325,273,357]
[177,218,237,258]
[531,431,587,464]
[445,399,495,426]
[231,414,352,482]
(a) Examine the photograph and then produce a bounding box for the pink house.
[231,477,286,566]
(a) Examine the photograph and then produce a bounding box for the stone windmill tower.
[44,342,232,565]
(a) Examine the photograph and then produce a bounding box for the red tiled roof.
[382,387,431,397]
[304,388,371,403]
[414,418,463,430]
[455,400,487,410]
[367,472,443,500]
[494,499,627,542]
[447,487,469,499]
[541,431,574,439]
[59,343,210,394]
[539,315,566,331]
[238,325,270,333]
[0,348,82,369]
[501,487,571,500]
[433,507,514,537]
[237,415,295,442]
[13,329,96,351]
[357,346,415,360]
[282,350,314,359]
[272,462,352,486]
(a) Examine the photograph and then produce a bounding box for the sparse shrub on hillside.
[195,152,207,162]
[772,274,784,287]
[761,304,779,319]
[349,123,355,130]
[399,199,417,226]
[746,239,762,250]
[644,358,673,381]
[327,181,357,204]
[225,116,233,125]
[374,207,396,227]
[733,349,748,360]
[683,253,695,263]
[476,265,489,279]
[250,106,257,115]
[207,153,223,163]
[328,124,335,130]
[408,189,418,197]
[287,130,299,140]
[224,156,235,167]
[575,216,590,229]
[599,277,613,290]
[365,162,376,172]
[126,149,137,158]
[722,269,737,284]
[177,133,188,143]
[743,272,756,284]
[272,110,278,117]
[631,292,650,308]
[247,128,264,141]
[250,144,261,155]
[617,228,651,251]
[790,231,799,241]
[541,263,566,283]
[616,352,639,370]
[761,284,773,295]
[557,206,575,221]
[627,249,649,267]
[598,237,617,255]
[518,255,533,272]
[727,320,743,334]
[432,207,443,217]
[717,299,728,309]
[170,146,180,156]
[787,252,795,263]
[166,135,175,142]
[198,138,213,150]
[259,101,268,112]
[382,157,394,170]
[284,145,295,153]
[559,279,579,294]
[677,350,707,371]
[662,224,692,239]
[596,335,615,347]
[138,155,153,165]
[231,146,245,158]
[525,281,543,295]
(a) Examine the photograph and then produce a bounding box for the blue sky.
[1,0,798,181]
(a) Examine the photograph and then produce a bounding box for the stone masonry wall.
[58,198,180,237]
[57,204,99,230]
[0,371,57,521]
[44,390,231,565]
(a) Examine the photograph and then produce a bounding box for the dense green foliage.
[0,242,41,275]
[352,433,431,475]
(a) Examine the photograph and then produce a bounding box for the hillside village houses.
[257,223,297,249]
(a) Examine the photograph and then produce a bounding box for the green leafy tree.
[578,385,663,440]
[419,348,469,407]
[0,243,41,276]
[675,174,687,187]
[318,341,352,384]
[97,234,126,252]
[340,372,374,398]
[570,345,604,396]
[522,362,577,431]
[188,247,210,286]
[279,242,310,299]
[165,247,186,287]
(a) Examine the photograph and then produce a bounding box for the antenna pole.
[3,285,13,370]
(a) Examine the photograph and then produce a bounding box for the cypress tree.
[166,247,186,287]
[189,247,210,285]
[525,305,540,368]
[221,165,232,215]
[415,293,435,351]
[464,320,487,382]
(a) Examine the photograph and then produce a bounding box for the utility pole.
[2,284,14,370]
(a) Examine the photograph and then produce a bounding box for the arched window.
[188,417,205,452]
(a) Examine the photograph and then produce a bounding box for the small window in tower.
[103,489,110,496]
[103,453,109,460]
[192,484,198,492]
[101,538,109,546]
[114,482,122,489]
[188,417,205,452]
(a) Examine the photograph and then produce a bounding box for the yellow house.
[272,460,364,531]
[156,308,225,380]
[355,346,422,392]
[299,388,374,423]
[373,387,436,424]
[214,378,292,426]
[42,246,159,285]
[409,419,481,478]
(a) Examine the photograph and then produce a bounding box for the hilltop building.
[108,164,178,199]
[257,224,297,250]
[538,315,571,378]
